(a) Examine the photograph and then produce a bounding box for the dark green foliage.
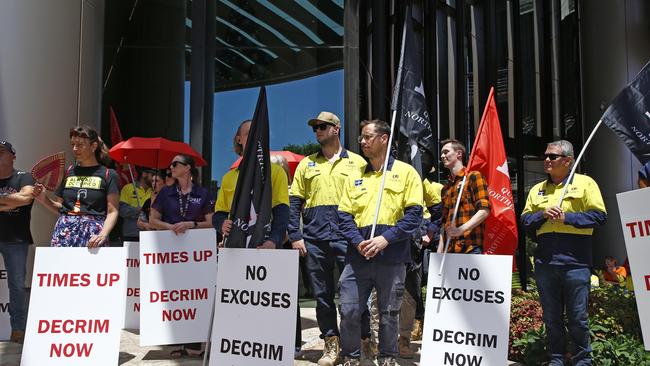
[509,285,650,365]
[282,142,321,156]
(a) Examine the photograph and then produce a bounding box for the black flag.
[391,8,435,177]
[601,60,650,164]
[227,86,272,248]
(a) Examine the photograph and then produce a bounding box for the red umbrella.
[230,150,305,178]
[109,137,207,169]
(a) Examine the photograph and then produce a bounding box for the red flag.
[467,87,518,257]
[109,106,133,187]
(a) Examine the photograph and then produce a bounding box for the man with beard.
[119,167,154,241]
[289,112,367,365]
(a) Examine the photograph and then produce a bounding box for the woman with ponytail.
[34,125,120,247]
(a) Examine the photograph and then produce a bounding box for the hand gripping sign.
[210,248,298,366]
[421,253,512,366]
[139,228,217,346]
[21,247,127,366]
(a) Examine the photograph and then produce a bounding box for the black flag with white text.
[601,60,650,164]
[227,86,273,248]
[391,9,435,177]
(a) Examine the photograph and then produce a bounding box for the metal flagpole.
[369,9,408,239]
[557,120,603,204]
[126,164,141,208]
[437,175,467,275]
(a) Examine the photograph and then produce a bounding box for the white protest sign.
[617,187,650,350]
[0,254,10,340]
[421,253,512,366]
[139,228,217,346]
[21,247,126,366]
[123,241,140,330]
[210,248,298,366]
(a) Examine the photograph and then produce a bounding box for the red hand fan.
[31,152,66,191]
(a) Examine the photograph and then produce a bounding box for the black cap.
[0,140,15,155]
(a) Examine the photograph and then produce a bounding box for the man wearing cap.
[289,111,367,366]
[0,140,36,344]
[118,167,154,242]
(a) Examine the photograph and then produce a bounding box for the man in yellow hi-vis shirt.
[337,119,423,366]
[118,167,153,241]
[289,111,367,366]
[521,140,606,366]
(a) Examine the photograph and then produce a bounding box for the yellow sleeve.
[521,184,540,216]
[583,176,607,213]
[271,164,289,207]
[215,170,235,213]
[289,159,307,199]
[119,184,132,204]
[337,176,354,215]
[404,167,424,208]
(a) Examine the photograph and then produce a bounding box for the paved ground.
[0,306,520,365]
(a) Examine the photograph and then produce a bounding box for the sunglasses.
[544,153,566,161]
[170,161,188,168]
[312,123,334,132]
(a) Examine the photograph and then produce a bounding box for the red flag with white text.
[467,87,518,257]
[109,106,133,187]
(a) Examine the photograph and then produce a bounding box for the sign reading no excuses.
[139,228,217,346]
[421,253,512,366]
[210,248,298,366]
[21,247,127,366]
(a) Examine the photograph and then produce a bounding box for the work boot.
[410,318,423,341]
[342,357,361,366]
[360,337,377,366]
[10,330,25,344]
[378,356,397,366]
[318,335,340,366]
[398,336,414,359]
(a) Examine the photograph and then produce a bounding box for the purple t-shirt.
[152,184,212,224]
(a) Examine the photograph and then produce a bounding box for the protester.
[603,256,627,286]
[521,139,607,365]
[149,155,213,234]
[337,119,423,366]
[118,167,154,241]
[148,154,212,357]
[288,111,368,366]
[212,120,289,249]
[437,138,490,254]
[398,176,443,355]
[137,170,170,231]
[0,140,35,344]
[35,126,120,248]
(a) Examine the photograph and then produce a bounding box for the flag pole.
[369,9,408,239]
[557,119,603,204]
[126,164,141,209]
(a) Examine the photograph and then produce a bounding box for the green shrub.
[509,285,650,365]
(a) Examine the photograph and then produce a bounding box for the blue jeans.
[535,264,592,366]
[339,260,405,358]
[305,239,347,338]
[0,243,29,331]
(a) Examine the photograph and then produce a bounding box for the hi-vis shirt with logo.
[338,158,423,263]
[522,173,606,237]
[215,163,289,213]
[288,149,367,242]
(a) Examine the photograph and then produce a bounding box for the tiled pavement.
[0,307,521,365]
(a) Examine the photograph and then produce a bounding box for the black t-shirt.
[56,165,120,216]
[0,169,35,244]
